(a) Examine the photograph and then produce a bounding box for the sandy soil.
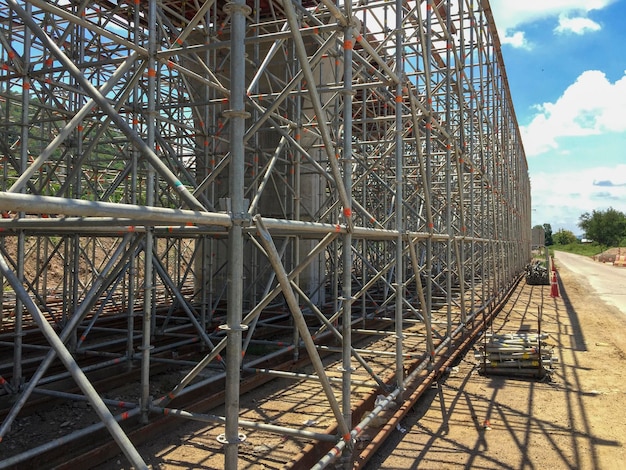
[594,247,625,263]
[366,264,626,469]
[98,261,626,469]
[5,258,625,469]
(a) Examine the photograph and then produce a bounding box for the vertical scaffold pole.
[445,0,454,338]
[394,0,405,395]
[341,16,354,468]
[223,0,251,467]
[425,0,434,344]
[140,0,157,424]
[12,1,30,391]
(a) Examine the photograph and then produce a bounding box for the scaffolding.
[0,0,530,468]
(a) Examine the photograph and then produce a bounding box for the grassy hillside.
[551,243,607,257]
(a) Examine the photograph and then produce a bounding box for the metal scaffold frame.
[0,0,530,468]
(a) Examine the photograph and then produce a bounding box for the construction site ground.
[6,258,625,470]
[366,262,626,469]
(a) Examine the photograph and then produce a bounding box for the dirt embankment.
[594,247,625,263]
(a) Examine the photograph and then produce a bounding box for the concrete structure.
[532,226,545,249]
[0,1,530,468]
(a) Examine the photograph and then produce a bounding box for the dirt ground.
[97,261,626,470]
[593,247,624,263]
[5,259,626,469]
[366,264,626,469]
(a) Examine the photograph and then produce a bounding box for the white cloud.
[555,16,602,35]
[500,31,531,49]
[489,0,614,33]
[521,70,626,156]
[531,164,626,233]
[490,0,613,49]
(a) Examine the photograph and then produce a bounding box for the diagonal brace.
[254,215,352,443]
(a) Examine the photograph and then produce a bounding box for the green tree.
[542,223,553,246]
[578,208,626,246]
[553,229,578,245]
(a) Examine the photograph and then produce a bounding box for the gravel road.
[554,250,626,315]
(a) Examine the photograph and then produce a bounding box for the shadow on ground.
[365,278,620,470]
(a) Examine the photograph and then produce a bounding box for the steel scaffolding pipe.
[0,0,530,467]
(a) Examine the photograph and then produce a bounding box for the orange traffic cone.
[550,270,559,298]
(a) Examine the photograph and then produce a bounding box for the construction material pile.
[476,333,558,378]
[525,261,549,285]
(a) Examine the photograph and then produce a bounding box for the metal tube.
[223,0,250,466]
[0,2,532,467]
[8,51,140,193]
[30,356,130,386]
[280,0,352,221]
[445,0,454,339]
[0,407,143,470]
[152,254,220,350]
[33,387,137,408]
[150,406,337,442]
[0,192,226,224]
[408,240,435,358]
[0,252,148,469]
[340,18,355,468]
[310,327,453,470]
[394,0,405,399]
[0,233,138,439]
[254,215,352,441]
[6,0,206,212]
[243,367,378,388]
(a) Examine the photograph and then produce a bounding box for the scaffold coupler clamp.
[217,432,247,445]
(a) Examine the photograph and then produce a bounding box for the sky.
[489,0,626,236]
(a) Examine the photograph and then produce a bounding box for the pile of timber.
[476,333,558,378]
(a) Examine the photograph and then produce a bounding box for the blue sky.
[490,0,626,236]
